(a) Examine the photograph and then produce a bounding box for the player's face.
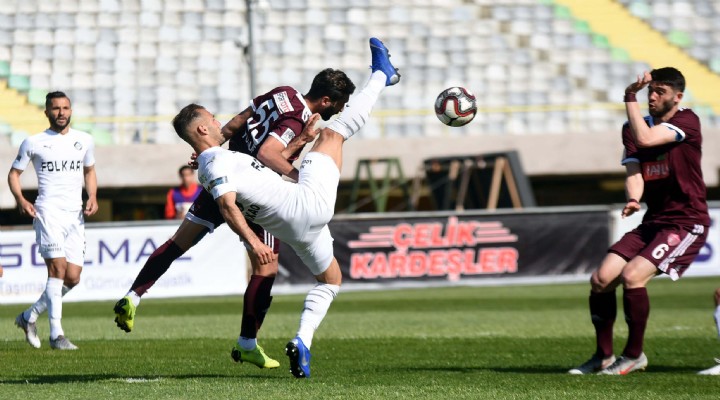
[647,82,680,118]
[180,169,195,187]
[318,95,350,121]
[45,97,72,131]
[201,110,224,143]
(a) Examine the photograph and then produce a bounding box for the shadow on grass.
[0,373,287,385]
[402,365,703,374]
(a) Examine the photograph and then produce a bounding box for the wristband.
[624,92,637,102]
[627,198,639,204]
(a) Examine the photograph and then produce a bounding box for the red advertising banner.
[278,208,609,284]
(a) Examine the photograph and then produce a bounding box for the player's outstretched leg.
[114,220,207,332]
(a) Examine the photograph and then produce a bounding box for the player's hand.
[621,200,641,218]
[188,153,199,170]
[625,71,652,94]
[250,242,275,266]
[297,113,321,144]
[84,196,99,216]
[18,198,36,218]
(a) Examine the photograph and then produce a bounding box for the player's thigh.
[292,225,335,278]
[171,218,212,251]
[591,252,627,292]
[621,256,659,289]
[181,190,224,248]
[298,152,340,224]
[33,208,67,261]
[63,211,86,267]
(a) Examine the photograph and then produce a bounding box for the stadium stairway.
[0,80,47,136]
[553,0,720,114]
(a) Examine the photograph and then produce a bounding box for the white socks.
[239,337,257,351]
[126,290,142,308]
[296,283,340,349]
[46,277,64,339]
[327,71,386,140]
[714,305,720,339]
[24,284,71,324]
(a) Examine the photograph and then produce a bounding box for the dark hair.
[650,67,685,92]
[178,165,193,175]
[172,103,205,141]
[305,68,356,102]
[45,91,70,109]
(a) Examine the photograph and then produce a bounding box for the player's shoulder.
[264,86,308,116]
[668,107,700,125]
[68,128,94,140]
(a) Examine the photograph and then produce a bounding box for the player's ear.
[321,96,333,106]
[675,91,683,102]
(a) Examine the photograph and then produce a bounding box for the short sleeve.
[620,123,639,165]
[83,137,96,167]
[199,151,235,200]
[11,138,33,170]
[269,117,304,147]
[662,109,700,144]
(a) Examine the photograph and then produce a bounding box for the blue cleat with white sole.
[285,337,311,378]
[369,37,401,86]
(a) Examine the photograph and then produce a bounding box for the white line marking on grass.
[118,378,162,383]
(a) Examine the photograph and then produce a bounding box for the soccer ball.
[434,87,477,127]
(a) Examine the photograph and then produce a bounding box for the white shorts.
[296,152,340,229]
[287,152,340,275]
[33,207,86,266]
[291,225,335,276]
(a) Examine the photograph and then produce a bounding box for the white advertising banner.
[611,207,720,277]
[0,222,247,304]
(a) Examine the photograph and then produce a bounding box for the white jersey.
[197,147,311,246]
[12,128,95,211]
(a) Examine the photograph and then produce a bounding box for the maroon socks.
[622,287,650,358]
[589,290,616,358]
[240,275,275,339]
[131,240,185,296]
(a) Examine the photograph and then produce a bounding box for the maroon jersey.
[229,86,312,162]
[621,108,710,227]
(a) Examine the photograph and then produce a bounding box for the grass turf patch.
[1,278,720,399]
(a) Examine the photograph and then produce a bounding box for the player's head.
[172,104,223,149]
[178,165,195,187]
[648,67,685,117]
[305,68,356,120]
[45,91,72,132]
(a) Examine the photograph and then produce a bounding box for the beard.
[319,105,338,121]
[648,98,674,118]
[50,115,71,131]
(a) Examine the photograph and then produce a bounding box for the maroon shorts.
[186,190,280,254]
[609,223,707,280]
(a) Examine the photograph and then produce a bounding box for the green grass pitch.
[2,278,720,399]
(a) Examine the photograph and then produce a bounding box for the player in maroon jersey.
[113,69,356,369]
[569,67,710,375]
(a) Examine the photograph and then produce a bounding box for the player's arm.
[165,189,176,219]
[625,72,681,148]
[257,114,321,181]
[215,192,274,265]
[622,161,643,218]
[83,165,98,216]
[221,107,253,143]
[8,168,35,218]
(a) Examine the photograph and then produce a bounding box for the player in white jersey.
[172,37,399,378]
[8,91,98,350]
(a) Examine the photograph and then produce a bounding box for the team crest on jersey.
[273,91,294,114]
[667,233,681,247]
[74,141,83,150]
